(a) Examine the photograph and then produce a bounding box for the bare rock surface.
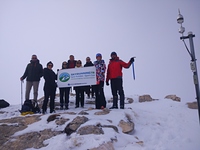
[78,110,89,115]
[47,114,60,122]
[187,101,198,109]
[64,116,89,135]
[139,94,153,102]
[90,141,115,150]
[165,95,181,102]
[94,108,110,115]
[77,125,104,135]
[55,118,70,125]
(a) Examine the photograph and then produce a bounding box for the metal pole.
[188,32,200,123]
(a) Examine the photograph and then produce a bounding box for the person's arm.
[39,64,43,78]
[20,64,29,80]
[120,60,131,68]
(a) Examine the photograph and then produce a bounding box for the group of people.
[20,52,134,114]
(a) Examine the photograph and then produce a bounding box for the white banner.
[57,66,96,88]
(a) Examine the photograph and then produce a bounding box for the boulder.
[90,141,114,150]
[47,114,60,122]
[0,99,10,108]
[165,95,181,102]
[139,95,153,102]
[78,111,89,115]
[64,116,89,135]
[126,98,134,104]
[187,101,198,109]
[77,125,104,135]
[118,120,134,134]
[96,123,118,133]
[94,108,110,115]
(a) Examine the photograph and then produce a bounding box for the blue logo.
[59,72,70,82]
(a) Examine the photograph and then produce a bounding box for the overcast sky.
[0,0,200,105]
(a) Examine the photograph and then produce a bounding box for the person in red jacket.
[106,52,134,109]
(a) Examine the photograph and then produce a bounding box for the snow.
[0,95,200,150]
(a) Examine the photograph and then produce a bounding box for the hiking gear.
[130,57,135,63]
[94,60,106,82]
[96,53,102,57]
[0,99,10,108]
[132,62,135,80]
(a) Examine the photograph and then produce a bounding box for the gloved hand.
[106,81,109,86]
[130,57,135,63]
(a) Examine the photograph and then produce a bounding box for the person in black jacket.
[84,57,95,99]
[59,61,69,110]
[42,61,57,114]
[20,55,43,102]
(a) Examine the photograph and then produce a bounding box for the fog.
[0,0,200,104]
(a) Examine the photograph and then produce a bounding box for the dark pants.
[111,78,125,108]
[59,87,70,107]
[42,87,56,112]
[85,86,94,98]
[94,81,106,109]
[75,87,84,107]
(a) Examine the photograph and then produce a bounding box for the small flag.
[132,62,135,80]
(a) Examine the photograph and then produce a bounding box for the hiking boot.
[120,106,124,109]
[42,110,46,114]
[109,106,118,109]
[60,106,63,110]
[50,110,55,113]
[101,106,105,109]
[65,106,69,110]
[75,106,79,108]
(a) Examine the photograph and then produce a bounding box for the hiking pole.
[132,57,136,80]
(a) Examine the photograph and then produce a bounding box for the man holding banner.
[106,52,134,109]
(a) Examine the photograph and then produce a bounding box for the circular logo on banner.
[59,72,70,82]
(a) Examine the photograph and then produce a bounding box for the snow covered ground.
[0,95,200,150]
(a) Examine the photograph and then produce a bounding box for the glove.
[130,57,135,63]
[106,81,109,86]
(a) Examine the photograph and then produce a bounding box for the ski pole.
[21,81,23,106]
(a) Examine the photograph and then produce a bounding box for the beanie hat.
[47,61,53,67]
[111,52,117,56]
[96,53,102,57]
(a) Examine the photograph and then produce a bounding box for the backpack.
[20,100,41,115]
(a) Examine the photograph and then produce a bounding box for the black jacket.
[43,68,57,90]
[21,60,43,81]
[84,61,94,67]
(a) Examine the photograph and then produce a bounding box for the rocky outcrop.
[55,118,70,125]
[78,110,89,115]
[64,116,89,135]
[118,113,134,134]
[139,94,153,102]
[165,95,181,102]
[47,114,60,122]
[90,141,115,150]
[77,125,104,135]
[187,101,198,109]
[0,129,62,150]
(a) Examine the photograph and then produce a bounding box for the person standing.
[74,60,85,108]
[20,55,43,103]
[106,52,134,109]
[94,53,106,109]
[42,61,57,114]
[59,61,69,110]
[84,57,95,99]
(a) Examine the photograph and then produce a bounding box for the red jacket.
[106,57,131,82]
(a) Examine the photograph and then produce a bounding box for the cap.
[111,52,117,56]
[96,53,102,57]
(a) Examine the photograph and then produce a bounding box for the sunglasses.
[48,64,53,67]
[63,64,67,65]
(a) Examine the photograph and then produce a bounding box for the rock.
[165,95,181,102]
[94,108,110,115]
[187,101,198,109]
[78,111,89,115]
[136,141,144,146]
[0,115,41,146]
[96,123,118,133]
[55,118,70,125]
[118,120,134,134]
[0,129,62,150]
[77,125,104,135]
[87,107,95,110]
[90,141,114,150]
[47,114,60,122]
[0,99,10,108]
[63,111,76,115]
[126,97,134,104]
[64,116,89,135]
[108,99,113,103]
[139,94,153,102]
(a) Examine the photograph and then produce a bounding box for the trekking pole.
[21,81,23,106]
[132,57,136,80]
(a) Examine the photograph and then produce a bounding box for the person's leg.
[91,85,95,98]
[66,87,70,107]
[50,88,56,113]
[33,81,39,101]
[75,89,79,108]
[94,85,100,109]
[59,88,64,109]
[99,81,106,108]
[80,89,84,107]
[25,81,33,100]
[42,89,49,113]
[110,79,118,108]
[85,86,90,98]
[118,78,125,109]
